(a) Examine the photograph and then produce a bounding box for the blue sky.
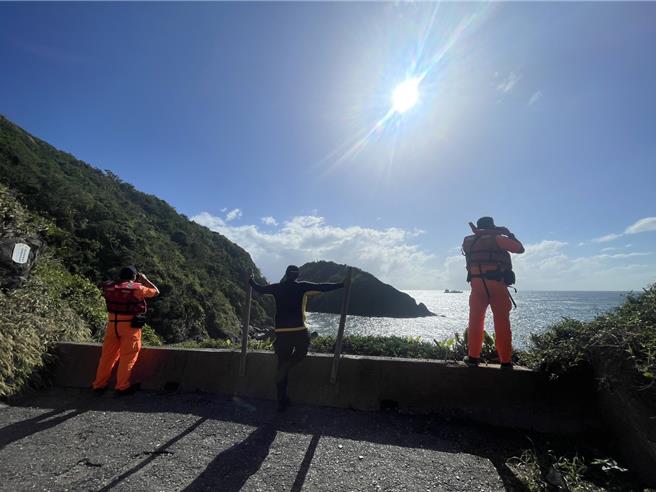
[1,2,654,290]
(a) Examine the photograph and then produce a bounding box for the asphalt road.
[0,388,533,491]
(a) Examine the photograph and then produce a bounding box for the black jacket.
[249,278,344,329]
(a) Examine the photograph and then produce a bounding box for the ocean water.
[305,290,629,349]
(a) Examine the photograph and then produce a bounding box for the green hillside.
[0,115,274,342]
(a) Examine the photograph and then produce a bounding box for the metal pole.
[239,271,252,377]
[330,267,353,384]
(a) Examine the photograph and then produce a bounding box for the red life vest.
[462,234,513,272]
[102,281,147,315]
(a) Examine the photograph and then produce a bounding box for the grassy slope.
[0,184,106,396]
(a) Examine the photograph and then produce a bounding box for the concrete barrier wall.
[53,343,597,433]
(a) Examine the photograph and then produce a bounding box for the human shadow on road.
[291,433,320,492]
[183,424,277,492]
[97,416,208,492]
[0,408,86,451]
[16,391,597,491]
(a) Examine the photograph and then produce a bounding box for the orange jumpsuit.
[92,283,158,391]
[464,234,524,364]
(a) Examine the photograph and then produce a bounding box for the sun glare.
[392,78,420,113]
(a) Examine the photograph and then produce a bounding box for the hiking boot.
[500,362,514,370]
[277,397,290,412]
[463,356,480,367]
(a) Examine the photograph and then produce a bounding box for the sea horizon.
[306,289,629,349]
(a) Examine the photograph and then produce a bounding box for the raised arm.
[249,276,276,294]
[495,228,525,254]
[137,272,159,297]
[299,281,345,294]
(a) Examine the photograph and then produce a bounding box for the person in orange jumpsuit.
[92,266,159,395]
[462,217,524,368]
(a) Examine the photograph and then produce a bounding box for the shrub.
[521,285,656,401]
[173,337,273,351]
[0,257,103,396]
[173,331,501,363]
[0,185,106,397]
[518,318,592,377]
[506,445,634,491]
[141,324,163,346]
[310,331,500,362]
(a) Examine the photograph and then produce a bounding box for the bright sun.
[392,78,420,113]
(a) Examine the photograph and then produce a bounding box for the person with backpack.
[249,265,344,411]
[92,265,159,395]
[462,217,524,368]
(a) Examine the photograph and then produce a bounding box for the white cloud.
[625,217,656,234]
[192,212,655,291]
[513,241,654,290]
[594,252,652,260]
[225,208,242,222]
[496,71,520,93]
[194,211,225,229]
[192,212,446,289]
[593,233,622,243]
[590,216,656,244]
[220,207,227,213]
[261,216,278,226]
[528,91,542,105]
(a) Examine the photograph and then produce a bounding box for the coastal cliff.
[299,261,434,318]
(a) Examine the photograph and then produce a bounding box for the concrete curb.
[53,342,596,433]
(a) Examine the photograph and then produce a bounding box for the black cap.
[476,217,496,229]
[119,265,137,280]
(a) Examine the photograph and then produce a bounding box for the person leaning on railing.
[249,265,344,411]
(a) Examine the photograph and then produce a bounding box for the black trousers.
[274,330,310,402]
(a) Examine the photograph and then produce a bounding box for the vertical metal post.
[239,271,252,377]
[330,267,353,384]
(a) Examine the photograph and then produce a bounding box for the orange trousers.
[92,317,142,391]
[467,279,512,363]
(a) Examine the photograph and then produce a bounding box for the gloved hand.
[496,226,511,236]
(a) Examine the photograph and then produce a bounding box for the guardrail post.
[330,267,353,384]
[239,271,252,376]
